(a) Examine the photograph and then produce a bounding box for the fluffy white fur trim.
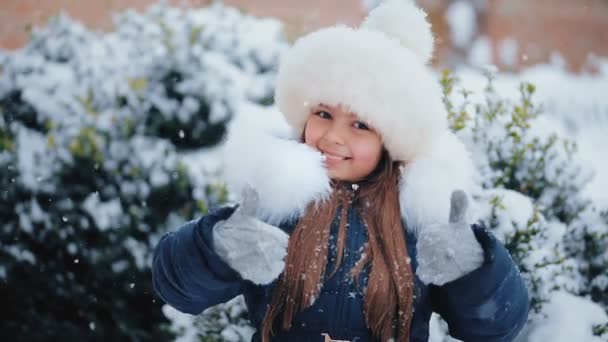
[222,108,476,235]
[362,0,434,64]
[222,104,332,226]
[399,131,477,234]
[275,25,447,162]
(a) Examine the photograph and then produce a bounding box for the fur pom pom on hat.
[275,0,448,162]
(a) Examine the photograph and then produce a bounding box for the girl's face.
[304,104,383,182]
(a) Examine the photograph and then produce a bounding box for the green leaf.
[128,78,148,93]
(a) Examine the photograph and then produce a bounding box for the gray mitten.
[416,190,484,286]
[212,185,289,285]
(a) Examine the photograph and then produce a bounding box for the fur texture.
[226,0,476,234]
[222,106,332,226]
[221,109,476,235]
[274,0,446,162]
[399,130,478,235]
[362,0,434,64]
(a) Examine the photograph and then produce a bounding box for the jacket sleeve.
[152,205,244,315]
[430,225,530,341]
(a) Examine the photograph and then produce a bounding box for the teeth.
[322,152,346,160]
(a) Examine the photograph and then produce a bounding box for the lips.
[323,153,347,160]
[321,152,351,161]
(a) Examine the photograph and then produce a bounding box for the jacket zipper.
[337,207,361,336]
[330,206,347,335]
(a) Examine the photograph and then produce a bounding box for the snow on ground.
[527,291,608,342]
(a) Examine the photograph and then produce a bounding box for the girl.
[152,1,530,341]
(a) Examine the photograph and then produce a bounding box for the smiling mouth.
[321,152,351,161]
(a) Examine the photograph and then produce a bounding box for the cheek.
[352,138,382,168]
[303,119,320,147]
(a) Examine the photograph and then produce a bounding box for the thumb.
[239,183,260,217]
[448,190,468,224]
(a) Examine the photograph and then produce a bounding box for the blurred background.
[2,0,607,72]
[0,1,606,341]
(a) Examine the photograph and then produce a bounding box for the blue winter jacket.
[152,205,529,341]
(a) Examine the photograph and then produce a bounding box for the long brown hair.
[261,151,415,341]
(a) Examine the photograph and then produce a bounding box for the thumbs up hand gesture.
[212,185,290,285]
[415,190,485,286]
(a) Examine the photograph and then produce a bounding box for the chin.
[328,167,366,183]
[330,174,359,183]
[329,173,347,182]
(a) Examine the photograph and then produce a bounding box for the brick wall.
[484,0,608,72]
[0,0,366,49]
[0,0,606,73]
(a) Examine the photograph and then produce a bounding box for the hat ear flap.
[362,0,435,64]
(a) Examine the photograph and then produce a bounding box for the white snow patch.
[82,192,123,231]
[528,291,608,342]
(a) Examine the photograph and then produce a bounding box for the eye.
[315,111,332,119]
[353,121,370,130]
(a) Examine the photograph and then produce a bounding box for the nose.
[321,122,345,146]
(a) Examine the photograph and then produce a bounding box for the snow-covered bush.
[110,4,283,149]
[4,4,283,151]
[3,1,605,340]
[0,2,286,340]
[441,68,608,340]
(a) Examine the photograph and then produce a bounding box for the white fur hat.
[275,0,448,162]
